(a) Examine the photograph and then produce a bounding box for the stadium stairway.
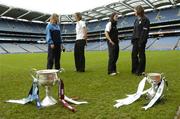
[0,43,27,54]
[147,36,180,50]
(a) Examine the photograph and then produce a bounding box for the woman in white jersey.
[105,13,119,76]
[74,12,87,72]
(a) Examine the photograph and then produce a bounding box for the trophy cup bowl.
[147,73,162,84]
[33,69,59,107]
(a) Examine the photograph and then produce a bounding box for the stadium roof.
[0,0,180,23]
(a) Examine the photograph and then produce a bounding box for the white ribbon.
[64,96,88,105]
[114,77,147,108]
[6,98,31,105]
[142,79,165,110]
[114,76,165,110]
[6,82,41,108]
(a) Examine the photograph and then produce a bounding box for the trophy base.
[41,96,57,107]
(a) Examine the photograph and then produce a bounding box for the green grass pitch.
[0,50,180,119]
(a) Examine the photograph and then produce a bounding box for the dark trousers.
[47,44,61,70]
[107,42,119,74]
[74,40,86,72]
[131,42,146,74]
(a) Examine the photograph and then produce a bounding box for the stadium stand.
[0,45,7,54]
[86,41,106,51]
[34,44,48,52]
[0,1,180,54]
[119,40,132,51]
[18,44,44,53]
[176,40,180,50]
[0,43,27,53]
[63,43,74,52]
[148,36,180,50]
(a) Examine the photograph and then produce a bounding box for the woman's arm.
[83,27,88,44]
[105,31,115,45]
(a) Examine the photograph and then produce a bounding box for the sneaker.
[109,72,116,76]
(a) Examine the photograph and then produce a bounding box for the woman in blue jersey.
[46,13,62,70]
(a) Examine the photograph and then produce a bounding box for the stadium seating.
[0,7,179,34]
[119,40,132,51]
[61,24,76,34]
[154,7,180,23]
[18,44,44,53]
[0,7,180,54]
[0,18,45,34]
[176,39,180,50]
[147,36,180,50]
[0,43,27,53]
[63,43,74,52]
[0,19,11,31]
[86,41,106,51]
[0,46,7,54]
[0,36,179,54]
[34,44,48,52]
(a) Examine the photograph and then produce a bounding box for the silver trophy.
[146,73,163,99]
[31,69,59,107]
[114,72,167,110]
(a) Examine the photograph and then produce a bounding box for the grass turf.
[0,51,180,119]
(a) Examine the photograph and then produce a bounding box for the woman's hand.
[50,44,55,49]
[109,40,115,45]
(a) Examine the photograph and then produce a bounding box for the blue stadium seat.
[147,36,180,50]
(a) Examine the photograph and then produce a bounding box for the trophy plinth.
[40,86,57,106]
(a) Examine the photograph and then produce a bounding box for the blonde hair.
[50,13,59,24]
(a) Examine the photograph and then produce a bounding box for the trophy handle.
[161,73,168,90]
[53,75,60,85]
[160,73,164,78]
[142,72,147,77]
[30,68,38,82]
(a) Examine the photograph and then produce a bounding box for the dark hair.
[135,5,144,17]
[75,12,82,21]
[109,12,118,23]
